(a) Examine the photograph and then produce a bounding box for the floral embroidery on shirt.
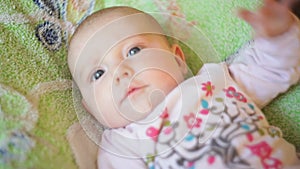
[141,77,287,169]
[145,91,266,169]
[146,108,171,141]
[207,155,216,165]
[199,99,210,115]
[224,86,247,102]
[184,112,202,129]
[202,81,215,96]
[247,141,283,169]
[146,126,160,142]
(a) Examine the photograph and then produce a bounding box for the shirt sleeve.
[97,149,147,169]
[228,20,300,108]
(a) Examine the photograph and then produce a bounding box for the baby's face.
[70,14,187,128]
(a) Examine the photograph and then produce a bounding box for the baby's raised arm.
[228,0,300,108]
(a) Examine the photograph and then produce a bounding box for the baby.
[68,0,300,168]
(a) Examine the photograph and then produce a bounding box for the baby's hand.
[238,0,295,38]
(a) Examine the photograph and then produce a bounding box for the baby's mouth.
[120,85,149,104]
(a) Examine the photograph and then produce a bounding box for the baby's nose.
[114,65,133,84]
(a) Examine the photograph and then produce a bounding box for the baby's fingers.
[237,9,259,29]
[237,0,294,37]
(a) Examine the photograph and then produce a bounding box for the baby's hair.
[70,6,143,46]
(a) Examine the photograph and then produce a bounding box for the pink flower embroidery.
[224,86,247,102]
[247,141,283,169]
[202,81,215,97]
[235,92,247,102]
[207,155,215,165]
[184,113,202,129]
[146,126,160,142]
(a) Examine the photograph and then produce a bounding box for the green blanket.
[0,0,299,168]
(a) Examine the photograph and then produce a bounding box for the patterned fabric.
[142,64,288,169]
[100,63,300,169]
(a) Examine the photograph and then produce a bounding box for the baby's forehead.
[69,11,164,62]
[69,10,159,53]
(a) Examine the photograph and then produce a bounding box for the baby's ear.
[171,44,188,75]
[171,44,185,63]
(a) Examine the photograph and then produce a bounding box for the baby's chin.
[118,89,166,125]
[98,89,167,128]
[118,99,154,124]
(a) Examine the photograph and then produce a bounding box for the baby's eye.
[127,47,141,57]
[93,69,105,81]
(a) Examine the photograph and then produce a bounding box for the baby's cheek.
[161,75,183,95]
[148,70,181,91]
